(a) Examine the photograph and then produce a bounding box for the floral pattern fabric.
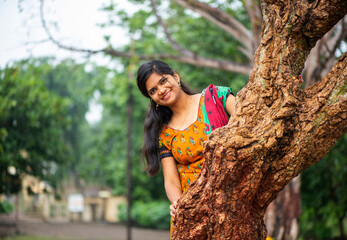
[159,96,207,192]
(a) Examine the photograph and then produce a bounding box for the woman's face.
[145,72,182,107]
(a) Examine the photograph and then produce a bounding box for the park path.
[1,215,170,240]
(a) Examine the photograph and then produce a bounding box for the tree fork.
[172,0,347,239]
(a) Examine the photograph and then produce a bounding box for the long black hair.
[136,60,194,176]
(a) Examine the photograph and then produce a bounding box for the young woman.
[136,60,236,234]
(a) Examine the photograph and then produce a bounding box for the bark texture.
[172,0,347,239]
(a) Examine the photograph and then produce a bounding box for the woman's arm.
[161,156,182,203]
[161,156,182,217]
[226,94,236,117]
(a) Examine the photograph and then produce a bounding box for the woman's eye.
[160,77,167,84]
[149,89,156,95]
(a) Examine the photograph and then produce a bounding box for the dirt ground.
[1,215,170,240]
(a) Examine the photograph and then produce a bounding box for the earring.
[156,103,159,110]
[178,81,181,87]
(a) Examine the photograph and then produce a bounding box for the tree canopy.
[0,60,69,194]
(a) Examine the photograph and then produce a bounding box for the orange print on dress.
[189,136,195,145]
[199,137,204,146]
[193,124,199,134]
[177,147,183,155]
[198,116,203,123]
[186,147,193,157]
[180,134,186,143]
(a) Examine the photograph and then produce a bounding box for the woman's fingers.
[170,204,176,218]
[170,200,179,218]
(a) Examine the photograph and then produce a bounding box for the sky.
[0,0,132,67]
[0,0,134,123]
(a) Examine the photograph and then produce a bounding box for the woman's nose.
[157,85,165,95]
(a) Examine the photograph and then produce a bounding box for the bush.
[118,200,171,230]
[0,200,14,214]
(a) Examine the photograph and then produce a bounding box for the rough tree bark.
[172,0,347,239]
[264,14,346,240]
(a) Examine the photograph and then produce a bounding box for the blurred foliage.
[0,200,14,214]
[0,61,69,194]
[30,58,109,192]
[118,200,171,230]
[300,134,347,239]
[100,0,249,92]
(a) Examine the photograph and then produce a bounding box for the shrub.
[118,200,171,230]
[0,200,14,214]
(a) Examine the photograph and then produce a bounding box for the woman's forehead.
[146,72,164,90]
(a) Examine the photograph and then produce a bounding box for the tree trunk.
[265,175,300,240]
[264,18,346,237]
[126,41,136,240]
[338,216,345,240]
[172,0,347,239]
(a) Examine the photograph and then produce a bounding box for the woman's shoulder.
[203,84,233,99]
[159,125,175,140]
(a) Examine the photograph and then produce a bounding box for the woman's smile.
[162,90,171,100]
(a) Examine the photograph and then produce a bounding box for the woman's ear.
[173,72,181,86]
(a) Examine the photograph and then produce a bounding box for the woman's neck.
[168,93,202,130]
[170,93,193,117]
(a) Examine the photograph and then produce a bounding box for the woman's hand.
[170,199,179,219]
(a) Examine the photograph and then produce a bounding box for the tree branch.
[39,0,252,75]
[150,0,195,58]
[172,0,254,59]
[253,52,347,208]
[302,0,347,49]
[304,16,347,87]
[105,48,252,74]
[242,0,262,50]
[39,0,103,55]
[300,52,347,169]
[320,17,347,69]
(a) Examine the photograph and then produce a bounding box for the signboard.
[68,193,84,212]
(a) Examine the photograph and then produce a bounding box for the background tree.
[33,58,108,193]
[0,60,69,195]
[300,134,347,239]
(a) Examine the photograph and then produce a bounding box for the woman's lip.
[162,90,171,100]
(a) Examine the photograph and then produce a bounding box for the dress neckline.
[165,94,203,131]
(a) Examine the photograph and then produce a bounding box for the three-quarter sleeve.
[159,140,173,159]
